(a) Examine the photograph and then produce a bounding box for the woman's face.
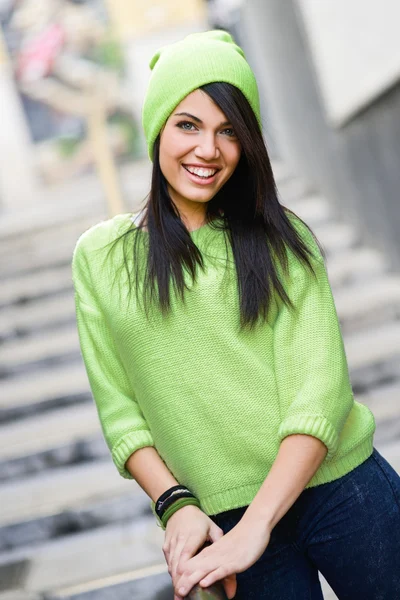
[159,89,242,217]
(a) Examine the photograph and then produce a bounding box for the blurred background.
[1,1,400,598]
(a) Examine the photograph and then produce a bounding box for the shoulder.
[71,212,138,287]
[73,213,133,253]
[284,208,325,266]
[73,213,135,258]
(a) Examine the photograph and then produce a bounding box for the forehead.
[171,89,228,121]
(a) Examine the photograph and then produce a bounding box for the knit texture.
[142,29,262,161]
[72,213,376,517]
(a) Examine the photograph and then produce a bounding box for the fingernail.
[179,588,185,595]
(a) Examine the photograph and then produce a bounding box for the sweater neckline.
[130,213,223,236]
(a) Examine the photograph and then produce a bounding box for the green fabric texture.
[142,29,262,161]
[72,212,376,518]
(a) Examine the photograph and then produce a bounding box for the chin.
[180,188,216,203]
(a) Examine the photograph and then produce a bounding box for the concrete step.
[0,292,75,342]
[277,175,313,204]
[358,381,400,422]
[0,593,40,600]
[0,265,72,309]
[0,362,88,412]
[0,517,164,594]
[0,404,99,463]
[0,459,137,527]
[334,274,400,332]
[44,568,171,600]
[327,247,387,288]
[0,491,151,553]
[0,213,106,281]
[360,381,400,446]
[0,326,80,375]
[0,435,108,485]
[0,158,151,245]
[285,195,333,226]
[344,321,400,371]
[0,214,97,257]
[312,221,359,256]
[271,160,294,185]
[0,239,77,283]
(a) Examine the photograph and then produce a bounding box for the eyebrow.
[174,112,231,127]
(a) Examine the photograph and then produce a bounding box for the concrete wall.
[241,0,400,267]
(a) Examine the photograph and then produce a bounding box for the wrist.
[241,504,275,532]
[168,503,203,522]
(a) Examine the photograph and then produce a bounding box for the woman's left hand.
[175,515,271,597]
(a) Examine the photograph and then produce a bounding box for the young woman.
[72,30,400,599]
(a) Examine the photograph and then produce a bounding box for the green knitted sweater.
[72,212,375,516]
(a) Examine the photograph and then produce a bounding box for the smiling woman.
[158,89,242,228]
[71,29,398,600]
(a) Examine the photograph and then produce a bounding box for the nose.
[195,133,220,160]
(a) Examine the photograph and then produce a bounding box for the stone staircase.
[1,160,400,600]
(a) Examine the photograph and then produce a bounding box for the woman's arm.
[175,433,327,596]
[125,447,179,502]
[126,448,236,600]
[241,433,327,530]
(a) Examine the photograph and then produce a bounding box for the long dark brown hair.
[107,82,323,330]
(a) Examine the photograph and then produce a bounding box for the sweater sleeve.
[273,228,354,461]
[72,239,154,479]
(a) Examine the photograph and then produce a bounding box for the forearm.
[125,446,179,502]
[243,434,327,530]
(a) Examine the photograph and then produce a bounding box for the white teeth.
[185,166,217,178]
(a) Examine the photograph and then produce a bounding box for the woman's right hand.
[163,504,236,600]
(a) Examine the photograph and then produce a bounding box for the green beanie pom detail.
[142,29,262,161]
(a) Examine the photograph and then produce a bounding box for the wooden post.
[87,93,125,217]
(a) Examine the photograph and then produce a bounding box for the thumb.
[208,523,224,544]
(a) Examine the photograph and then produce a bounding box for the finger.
[208,523,224,544]
[178,536,204,568]
[177,569,207,598]
[222,573,237,599]
[170,537,186,581]
[200,566,231,589]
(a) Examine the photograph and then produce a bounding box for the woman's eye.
[177,121,196,131]
[223,128,235,137]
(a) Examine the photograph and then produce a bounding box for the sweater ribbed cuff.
[111,430,155,479]
[278,414,339,461]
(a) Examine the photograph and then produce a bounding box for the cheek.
[161,129,190,161]
[223,144,242,173]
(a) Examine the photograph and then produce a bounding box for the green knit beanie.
[142,29,262,161]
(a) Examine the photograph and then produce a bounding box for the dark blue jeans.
[211,448,400,599]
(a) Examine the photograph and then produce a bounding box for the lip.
[182,165,219,185]
[183,163,222,170]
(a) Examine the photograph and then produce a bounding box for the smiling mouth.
[182,165,220,182]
